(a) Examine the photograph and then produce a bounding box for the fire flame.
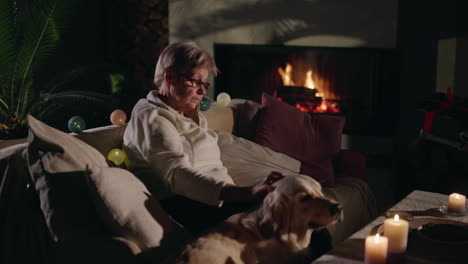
[295,100,339,113]
[278,63,340,113]
[278,63,295,86]
[304,70,315,89]
[279,65,322,96]
[304,70,323,97]
[320,100,327,111]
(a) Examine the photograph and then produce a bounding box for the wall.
[36,0,169,128]
[169,0,468,200]
[107,0,169,109]
[394,0,467,198]
[169,0,399,98]
[436,36,468,98]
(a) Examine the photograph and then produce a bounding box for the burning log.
[277,63,340,113]
[277,85,321,106]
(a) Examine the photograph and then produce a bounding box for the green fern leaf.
[0,0,18,106]
[0,97,8,111]
[28,90,113,115]
[14,0,60,112]
[13,0,80,114]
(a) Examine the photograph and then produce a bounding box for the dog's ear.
[259,193,289,238]
[239,194,279,237]
[296,192,313,203]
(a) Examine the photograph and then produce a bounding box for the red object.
[446,87,454,104]
[333,150,366,179]
[255,93,345,187]
[421,88,467,132]
[110,109,127,126]
[422,111,435,132]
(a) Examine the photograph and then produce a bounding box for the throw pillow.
[75,124,126,157]
[233,100,261,141]
[86,166,190,250]
[255,93,345,187]
[218,132,300,187]
[26,115,109,242]
[202,101,235,133]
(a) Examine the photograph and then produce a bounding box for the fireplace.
[214,44,399,135]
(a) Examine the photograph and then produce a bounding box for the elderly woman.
[123,42,284,234]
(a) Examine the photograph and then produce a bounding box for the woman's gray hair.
[153,41,218,88]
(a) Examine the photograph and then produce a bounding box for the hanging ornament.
[68,116,86,133]
[107,148,127,166]
[216,92,231,107]
[200,96,211,111]
[110,109,127,126]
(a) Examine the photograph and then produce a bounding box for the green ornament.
[200,96,211,111]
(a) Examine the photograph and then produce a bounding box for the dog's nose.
[329,203,343,216]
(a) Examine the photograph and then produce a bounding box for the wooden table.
[313,190,468,264]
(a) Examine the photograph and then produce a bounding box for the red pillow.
[233,101,260,141]
[255,93,345,187]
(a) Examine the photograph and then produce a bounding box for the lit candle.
[448,193,466,213]
[383,214,409,254]
[365,234,388,264]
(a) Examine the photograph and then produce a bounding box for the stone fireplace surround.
[169,0,398,96]
[169,0,398,157]
[214,43,399,137]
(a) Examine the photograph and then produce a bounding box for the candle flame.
[450,193,465,199]
[374,233,380,242]
[394,214,399,221]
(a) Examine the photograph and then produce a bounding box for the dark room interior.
[1,0,468,263]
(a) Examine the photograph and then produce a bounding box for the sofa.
[0,95,377,264]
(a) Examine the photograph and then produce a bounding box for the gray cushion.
[75,125,126,157]
[86,166,190,249]
[26,115,108,242]
[25,115,190,252]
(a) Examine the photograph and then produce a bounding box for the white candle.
[383,214,409,254]
[448,193,466,213]
[365,234,388,264]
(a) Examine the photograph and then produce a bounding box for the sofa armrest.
[333,150,366,179]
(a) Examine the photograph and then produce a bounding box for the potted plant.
[0,0,116,139]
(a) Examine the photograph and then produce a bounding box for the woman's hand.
[219,171,285,203]
[249,171,285,200]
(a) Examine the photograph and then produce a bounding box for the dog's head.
[256,175,343,241]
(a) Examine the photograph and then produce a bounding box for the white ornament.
[216,92,231,107]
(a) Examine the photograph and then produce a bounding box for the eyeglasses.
[182,76,210,90]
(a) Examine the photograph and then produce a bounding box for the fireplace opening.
[276,63,341,114]
[214,44,399,136]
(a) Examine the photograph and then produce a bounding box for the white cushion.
[26,115,109,242]
[27,115,109,173]
[202,102,234,133]
[75,125,126,157]
[86,166,191,250]
[217,132,301,186]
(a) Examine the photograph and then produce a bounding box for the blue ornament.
[68,116,86,133]
[200,96,211,111]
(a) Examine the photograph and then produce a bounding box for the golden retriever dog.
[175,175,343,264]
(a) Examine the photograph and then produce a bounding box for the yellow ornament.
[216,92,231,107]
[107,148,127,166]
